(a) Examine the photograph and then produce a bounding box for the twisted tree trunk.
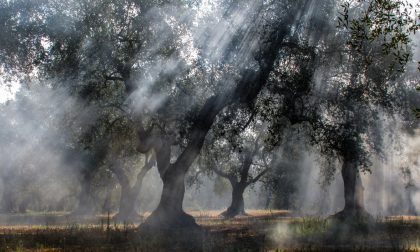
[114,155,154,222]
[143,168,197,229]
[140,139,199,230]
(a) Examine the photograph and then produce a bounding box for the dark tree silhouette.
[202,122,271,219]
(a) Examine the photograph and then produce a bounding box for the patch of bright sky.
[0,36,49,104]
[191,0,220,25]
[0,80,20,104]
[405,0,420,65]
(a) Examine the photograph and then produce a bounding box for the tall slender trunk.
[335,157,369,220]
[222,182,246,218]
[342,159,358,211]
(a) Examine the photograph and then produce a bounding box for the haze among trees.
[0,0,419,238]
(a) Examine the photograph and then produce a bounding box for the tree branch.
[105,76,124,82]
[133,152,156,191]
[135,120,157,154]
[240,109,256,131]
[247,167,270,185]
[165,13,294,177]
[109,160,130,187]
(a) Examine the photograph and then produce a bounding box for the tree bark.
[113,154,155,222]
[142,168,198,230]
[343,159,358,210]
[221,182,246,218]
[216,140,269,219]
[334,158,370,220]
[219,150,253,219]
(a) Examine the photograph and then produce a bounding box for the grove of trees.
[0,0,419,231]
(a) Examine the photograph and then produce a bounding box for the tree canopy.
[0,0,419,230]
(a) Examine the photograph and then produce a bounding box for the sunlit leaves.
[338,0,420,72]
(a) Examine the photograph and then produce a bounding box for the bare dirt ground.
[0,210,419,251]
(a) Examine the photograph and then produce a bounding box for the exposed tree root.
[220,208,248,219]
[139,209,201,233]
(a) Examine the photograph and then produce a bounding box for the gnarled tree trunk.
[113,154,155,222]
[142,168,197,229]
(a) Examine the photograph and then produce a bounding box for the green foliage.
[339,0,420,72]
[307,0,419,184]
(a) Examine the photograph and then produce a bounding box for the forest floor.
[0,210,419,251]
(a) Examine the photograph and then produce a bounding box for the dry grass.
[385,215,420,221]
[0,211,419,251]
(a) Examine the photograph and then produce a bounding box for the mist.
[0,0,417,218]
[0,0,419,250]
[0,82,94,213]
